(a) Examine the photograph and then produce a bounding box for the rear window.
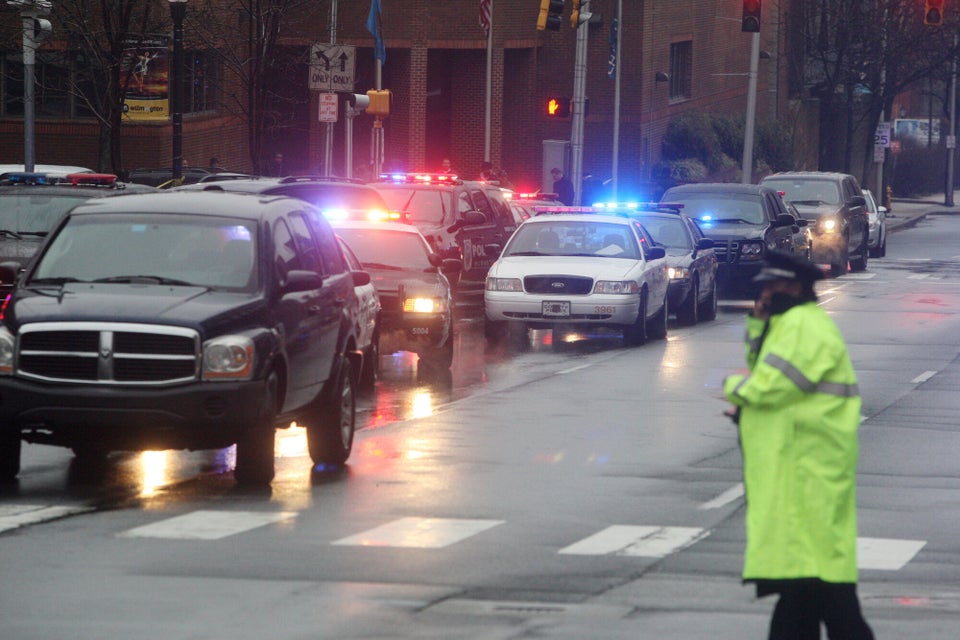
[761,179,841,206]
[375,187,447,224]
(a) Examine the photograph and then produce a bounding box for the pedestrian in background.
[723,250,874,640]
[266,152,285,177]
[551,167,574,205]
[207,156,224,173]
[480,161,495,181]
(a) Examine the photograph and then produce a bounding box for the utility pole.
[8,0,52,172]
[947,31,957,207]
[741,31,760,184]
[570,0,590,205]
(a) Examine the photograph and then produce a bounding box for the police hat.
[752,250,826,284]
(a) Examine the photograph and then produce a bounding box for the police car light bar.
[532,206,597,215]
[378,172,462,185]
[3,172,58,185]
[66,173,118,186]
[516,192,560,200]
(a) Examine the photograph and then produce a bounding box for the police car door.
[456,188,499,289]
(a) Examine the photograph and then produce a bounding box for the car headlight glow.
[819,217,838,233]
[0,327,14,375]
[486,277,522,292]
[594,280,640,294]
[668,267,690,280]
[403,297,448,313]
[202,335,254,380]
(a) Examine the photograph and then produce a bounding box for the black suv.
[760,171,869,277]
[0,191,368,485]
[660,183,810,296]
[372,173,518,304]
[0,171,156,296]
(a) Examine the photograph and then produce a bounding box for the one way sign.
[309,43,355,92]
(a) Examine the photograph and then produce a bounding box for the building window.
[182,50,221,113]
[669,41,692,101]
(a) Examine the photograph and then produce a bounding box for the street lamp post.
[169,0,188,184]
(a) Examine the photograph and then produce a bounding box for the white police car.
[484,207,670,347]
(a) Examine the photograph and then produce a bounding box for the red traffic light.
[924,0,944,26]
[741,0,761,32]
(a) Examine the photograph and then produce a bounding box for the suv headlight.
[486,277,522,292]
[739,240,764,260]
[202,335,254,380]
[403,297,448,314]
[0,327,13,375]
[818,217,839,233]
[594,280,640,294]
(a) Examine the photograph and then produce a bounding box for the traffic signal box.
[924,0,944,26]
[349,90,391,117]
[537,0,564,31]
[741,0,761,33]
[570,0,580,29]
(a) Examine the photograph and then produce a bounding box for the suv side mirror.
[696,238,714,250]
[775,213,797,227]
[849,195,866,208]
[282,270,323,294]
[0,261,22,285]
[445,210,487,234]
[352,270,371,287]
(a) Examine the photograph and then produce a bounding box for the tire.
[234,372,277,485]
[623,292,648,347]
[850,234,868,272]
[879,233,887,258]
[830,245,848,278]
[0,428,21,483]
[306,359,355,466]
[648,295,668,340]
[676,279,699,326]
[699,278,718,322]
[358,332,379,390]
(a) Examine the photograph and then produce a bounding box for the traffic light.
[570,0,580,29]
[741,0,761,33]
[546,96,570,117]
[537,0,564,31]
[348,90,391,117]
[32,18,52,43]
[924,0,944,26]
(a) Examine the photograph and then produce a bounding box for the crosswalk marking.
[911,370,938,383]
[0,503,94,534]
[332,517,504,548]
[117,509,297,540]
[559,525,709,557]
[698,483,744,510]
[858,537,926,570]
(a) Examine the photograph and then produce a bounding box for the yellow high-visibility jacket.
[724,301,861,584]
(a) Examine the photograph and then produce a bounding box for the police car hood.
[490,256,642,280]
[7,284,262,335]
[697,221,766,243]
[366,268,447,298]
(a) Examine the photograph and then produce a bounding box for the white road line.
[0,504,94,534]
[698,483,744,510]
[117,510,297,540]
[332,517,504,548]
[858,537,926,570]
[559,525,709,557]
[557,363,591,375]
[911,370,938,383]
[842,272,876,280]
[908,274,931,280]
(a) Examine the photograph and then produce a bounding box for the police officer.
[723,251,874,640]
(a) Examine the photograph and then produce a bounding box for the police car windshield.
[375,187,446,224]
[0,194,92,235]
[31,213,258,291]
[504,221,640,259]
[668,194,766,225]
[333,227,433,271]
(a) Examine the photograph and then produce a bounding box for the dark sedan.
[629,209,719,325]
[660,183,810,297]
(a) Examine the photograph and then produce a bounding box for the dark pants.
[768,581,874,640]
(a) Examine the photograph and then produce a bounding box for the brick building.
[1,0,797,194]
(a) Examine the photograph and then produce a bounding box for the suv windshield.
[762,179,841,206]
[504,221,640,259]
[667,194,765,225]
[31,213,259,291]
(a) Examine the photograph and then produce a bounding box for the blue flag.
[367,0,386,65]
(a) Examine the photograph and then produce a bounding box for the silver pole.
[21,9,37,172]
[570,1,589,205]
[946,32,957,207]
[610,0,622,202]
[741,31,760,184]
[324,0,337,176]
[483,0,492,163]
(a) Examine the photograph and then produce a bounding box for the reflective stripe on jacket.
[723,301,861,584]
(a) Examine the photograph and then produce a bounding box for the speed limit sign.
[875,122,892,148]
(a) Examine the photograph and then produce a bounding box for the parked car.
[336,236,381,388]
[506,191,564,223]
[484,208,669,347]
[125,166,213,188]
[0,171,157,296]
[623,206,719,325]
[373,172,518,303]
[332,220,459,371]
[660,183,811,297]
[759,171,869,277]
[0,191,369,485]
[863,188,888,258]
[0,164,93,178]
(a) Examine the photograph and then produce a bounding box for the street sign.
[309,43,355,92]
[948,135,957,150]
[874,122,892,148]
[318,93,338,123]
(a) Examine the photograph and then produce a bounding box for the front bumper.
[0,377,266,451]
[379,311,452,356]
[485,291,641,327]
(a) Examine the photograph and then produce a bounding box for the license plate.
[542,301,570,318]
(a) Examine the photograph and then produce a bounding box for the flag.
[367,0,386,65]
[479,0,491,37]
[607,14,618,80]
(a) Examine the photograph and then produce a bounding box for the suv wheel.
[234,372,277,485]
[849,233,868,272]
[0,428,21,482]
[306,360,355,466]
[676,279,699,326]
[623,292,648,347]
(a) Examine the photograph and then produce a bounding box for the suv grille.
[524,275,594,295]
[714,240,740,263]
[17,323,200,386]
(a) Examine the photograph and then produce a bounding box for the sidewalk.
[887,193,959,232]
